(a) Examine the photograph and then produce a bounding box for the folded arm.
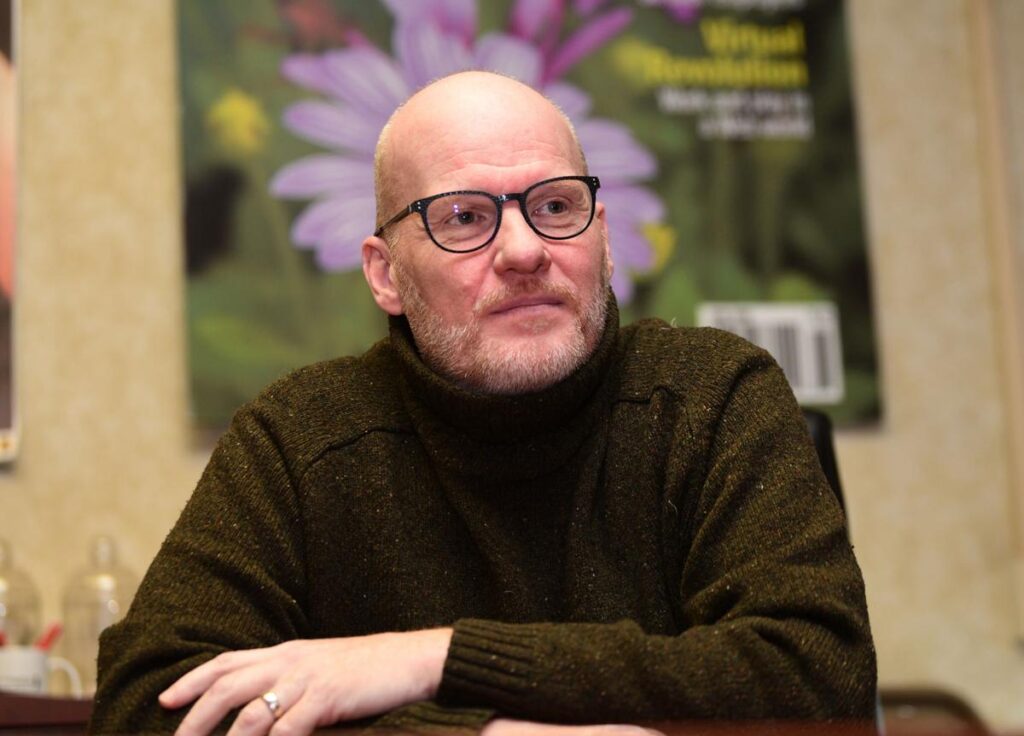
[91,343,875,733]
[436,347,876,723]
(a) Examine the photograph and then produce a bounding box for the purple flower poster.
[180,0,879,430]
[0,0,16,461]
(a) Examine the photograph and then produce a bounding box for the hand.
[159,628,452,736]
[482,721,665,736]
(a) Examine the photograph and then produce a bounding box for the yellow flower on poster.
[205,88,269,156]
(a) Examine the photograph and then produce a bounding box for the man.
[91,71,876,735]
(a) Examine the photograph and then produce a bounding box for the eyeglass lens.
[425,178,594,252]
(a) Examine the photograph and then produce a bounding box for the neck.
[387,292,621,443]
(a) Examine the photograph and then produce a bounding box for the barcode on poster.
[696,302,845,405]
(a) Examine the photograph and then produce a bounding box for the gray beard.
[395,266,609,395]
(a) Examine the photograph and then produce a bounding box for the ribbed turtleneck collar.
[385,294,620,479]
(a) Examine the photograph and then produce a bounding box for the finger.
[162,648,276,709]
[268,690,323,736]
[173,668,275,736]
[224,695,277,736]
[227,684,303,736]
[161,651,246,708]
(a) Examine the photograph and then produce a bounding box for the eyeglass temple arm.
[374,204,417,237]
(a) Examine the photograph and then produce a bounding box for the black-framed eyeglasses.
[374,175,601,253]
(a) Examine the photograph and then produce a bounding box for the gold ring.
[261,690,283,720]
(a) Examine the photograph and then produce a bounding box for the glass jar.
[61,535,138,695]
[0,538,41,646]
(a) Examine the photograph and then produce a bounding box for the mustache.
[473,278,579,315]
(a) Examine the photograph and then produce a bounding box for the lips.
[488,294,565,316]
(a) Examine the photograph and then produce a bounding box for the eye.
[527,180,589,223]
[537,199,569,216]
[448,209,484,226]
[428,195,494,231]
[532,197,576,220]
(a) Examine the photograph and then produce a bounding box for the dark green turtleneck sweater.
[91,299,876,733]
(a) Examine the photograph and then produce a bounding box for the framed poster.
[180,0,879,430]
[0,0,16,461]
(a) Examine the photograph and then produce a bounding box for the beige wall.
[841,0,1024,728]
[2,0,1023,730]
[994,1,1024,313]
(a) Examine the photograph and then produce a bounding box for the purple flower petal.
[543,7,632,82]
[382,0,477,44]
[290,199,348,247]
[607,219,655,272]
[269,154,374,199]
[669,1,701,24]
[281,100,383,154]
[314,240,366,271]
[280,54,336,97]
[291,195,376,249]
[317,48,409,119]
[473,33,543,86]
[600,184,665,225]
[315,217,378,270]
[437,0,478,40]
[577,119,658,180]
[573,0,608,16]
[510,0,565,42]
[544,81,592,121]
[393,22,474,90]
[379,0,418,22]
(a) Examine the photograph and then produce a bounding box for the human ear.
[362,235,404,316]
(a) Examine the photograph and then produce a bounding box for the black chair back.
[802,408,845,513]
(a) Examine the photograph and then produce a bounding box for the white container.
[0,645,81,696]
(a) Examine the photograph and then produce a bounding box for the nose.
[491,203,551,276]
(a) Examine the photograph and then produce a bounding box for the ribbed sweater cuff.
[438,618,547,714]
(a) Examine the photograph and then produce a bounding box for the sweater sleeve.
[89,402,499,735]
[436,346,877,724]
[89,404,310,733]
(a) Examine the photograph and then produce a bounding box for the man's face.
[393,225,610,394]
[370,76,613,394]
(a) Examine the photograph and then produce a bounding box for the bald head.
[373,71,587,236]
[360,71,612,394]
